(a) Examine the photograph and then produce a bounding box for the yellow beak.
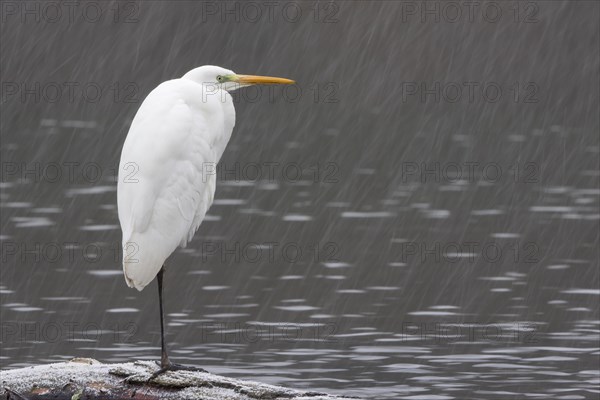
[234,74,295,85]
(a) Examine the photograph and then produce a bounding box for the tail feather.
[122,232,175,291]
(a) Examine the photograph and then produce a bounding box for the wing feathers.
[118,81,224,290]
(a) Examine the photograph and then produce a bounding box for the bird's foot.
[148,362,208,381]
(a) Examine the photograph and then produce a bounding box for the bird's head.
[182,65,295,92]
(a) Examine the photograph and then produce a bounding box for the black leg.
[157,266,170,368]
[148,266,207,382]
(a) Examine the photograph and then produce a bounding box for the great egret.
[117,65,294,377]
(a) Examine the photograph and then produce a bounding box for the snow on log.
[1,358,358,400]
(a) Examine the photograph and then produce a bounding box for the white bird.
[117,65,294,377]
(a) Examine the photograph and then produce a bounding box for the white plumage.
[118,66,235,290]
[117,65,293,291]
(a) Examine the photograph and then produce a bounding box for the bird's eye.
[217,75,223,82]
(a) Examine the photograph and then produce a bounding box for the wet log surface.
[1,358,358,400]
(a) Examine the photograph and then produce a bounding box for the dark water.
[1,1,599,398]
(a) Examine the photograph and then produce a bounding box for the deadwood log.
[1,358,358,400]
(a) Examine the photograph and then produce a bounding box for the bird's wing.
[117,82,219,290]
